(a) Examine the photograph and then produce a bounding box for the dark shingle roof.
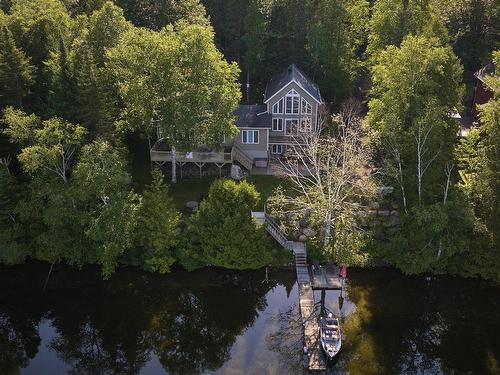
[264,64,321,103]
[234,105,271,128]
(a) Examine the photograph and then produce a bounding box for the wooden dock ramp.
[258,214,328,370]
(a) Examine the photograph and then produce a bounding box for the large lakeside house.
[151,64,323,175]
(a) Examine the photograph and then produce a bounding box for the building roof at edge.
[264,64,322,103]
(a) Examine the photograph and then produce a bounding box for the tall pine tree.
[0,26,34,108]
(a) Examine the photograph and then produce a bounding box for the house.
[230,64,323,168]
[150,64,323,176]
[471,62,495,123]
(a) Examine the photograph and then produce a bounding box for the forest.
[0,0,499,281]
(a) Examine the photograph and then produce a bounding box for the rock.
[378,210,390,217]
[370,202,380,210]
[299,218,309,228]
[368,210,377,216]
[378,186,394,196]
[299,235,307,242]
[390,210,399,217]
[186,201,199,214]
[302,228,317,237]
[230,164,244,180]
[186,201,198,210]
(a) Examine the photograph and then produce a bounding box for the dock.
[255,213,343,371]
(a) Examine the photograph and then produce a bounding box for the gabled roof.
[234,105,271,128]
[475,63,496,87]
[264,64,322,103]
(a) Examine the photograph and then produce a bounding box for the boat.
[319,313,341,359]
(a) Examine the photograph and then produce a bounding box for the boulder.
[230,164,244,180]
[378,186,394,196]
[299,218,309,228]
[299,235,307,242]
[302,228,317,237]
[378,210,390,217]
[186,201,198,210]
[390,210,399,217]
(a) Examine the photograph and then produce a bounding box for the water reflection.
[0,263,498,374]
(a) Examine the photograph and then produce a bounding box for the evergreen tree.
[179,179,274,270]
[45,36,77,120]
[0,26,34,108]
[135,169,180,273]
[307,0,369,102]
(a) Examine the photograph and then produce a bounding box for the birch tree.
[268,101,376,258]
[2,107,86,183]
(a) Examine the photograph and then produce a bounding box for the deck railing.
[231,144,254,171]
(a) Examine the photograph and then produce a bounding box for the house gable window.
[285,89,300,114]
[271,144,284,155]
[301,98,312,115]
[300,117,312,132]
[272,98,284,114]
[272,118,283,131]
[285,119,299,135]
[242,130,259,144]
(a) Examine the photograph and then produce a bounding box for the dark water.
[0,263,499,375]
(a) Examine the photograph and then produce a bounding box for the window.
[272,118,283,131]
[285,89,300,114]
[242,130,259,144]
[301,98,312,115]
[271,144,284,155]
[300,117,312,132]
[272,98,284,114]
[285,119,299,135]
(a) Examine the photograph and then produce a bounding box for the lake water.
[0,262,499,375]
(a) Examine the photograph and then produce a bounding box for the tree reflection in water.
[0,262,294,375]
[0,263,499,375]
[266,268,500,375]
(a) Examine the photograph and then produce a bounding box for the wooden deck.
[258,213,345,370]
[150,142,254,172]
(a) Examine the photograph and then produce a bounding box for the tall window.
[285,119,299,135]
[285,89,300,114]
[300,117,312,132]
[272,118,283,131]
[272,98,284,114]
[301,98,312,115]
[242,130,259,144]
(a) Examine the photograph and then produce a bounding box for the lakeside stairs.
[252,212,327,371]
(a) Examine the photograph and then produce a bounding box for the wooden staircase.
[231,144,254,171]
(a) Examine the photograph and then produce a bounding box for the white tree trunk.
[171,145,177,183]
[443,161,453,205]
[323,210,332,248]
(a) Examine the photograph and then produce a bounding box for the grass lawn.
[168,175,284,211]
[127,135,286,211]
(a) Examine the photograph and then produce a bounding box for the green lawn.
[127,135,286,211]
[168,175,284,211]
